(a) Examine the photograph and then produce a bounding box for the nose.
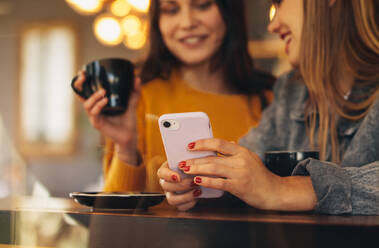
[267,16,280,34]
[180,7,197,29]
[267,12,280,33]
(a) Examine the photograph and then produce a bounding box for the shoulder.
[364,90,379,124]
[272,70,307,104]
[274,70,303,92]
[352,83,379,124]
[370,88,379,111]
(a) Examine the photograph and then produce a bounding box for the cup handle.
[71,75,87,99]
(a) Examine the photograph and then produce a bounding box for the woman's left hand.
[180,138,283,210]
[157,161,200,211]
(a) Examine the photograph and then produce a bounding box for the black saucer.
[69,192,165,210]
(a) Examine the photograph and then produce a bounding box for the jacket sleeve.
[293,95,379,215]
[293,159,379,215]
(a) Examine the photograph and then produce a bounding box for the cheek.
[196,5,226,38]
[213,22,226,41]
[288,42,300,67]
[159,18,175,41]
[203,13,225,38]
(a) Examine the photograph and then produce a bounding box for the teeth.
[183,37,202,44]
[284,35,291,44]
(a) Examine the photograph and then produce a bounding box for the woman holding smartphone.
[159,0,379,214]
[73,0,274,196]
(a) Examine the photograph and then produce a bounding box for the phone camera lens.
[163,121,171,128]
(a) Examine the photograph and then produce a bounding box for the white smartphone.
[158,112,223,198]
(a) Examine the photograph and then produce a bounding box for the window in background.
[18,23,77,157]
[0,115,26,197]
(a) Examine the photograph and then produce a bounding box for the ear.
[329,0,337,7]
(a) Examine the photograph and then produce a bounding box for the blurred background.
[0,0,290,198]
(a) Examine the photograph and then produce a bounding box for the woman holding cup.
[73,0,274,197]
[159,0,379,214]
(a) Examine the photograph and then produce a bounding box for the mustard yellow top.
[103,72,272,192]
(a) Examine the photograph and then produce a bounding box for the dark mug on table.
[71,58,134,116]
[265,151,319,177]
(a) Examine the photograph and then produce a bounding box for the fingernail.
[193,189,202,197]
[171,175,178,182]
[183,166,190,172]
[188,142,195,149]
[178,161,186,168]
[195,177,202,184]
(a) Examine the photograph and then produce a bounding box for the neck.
[179,62,232,94]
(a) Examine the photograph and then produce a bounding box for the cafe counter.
[0,197,378,248]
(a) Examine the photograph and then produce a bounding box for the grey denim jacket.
[239,70,379,215]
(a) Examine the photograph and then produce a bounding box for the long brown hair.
[300,0,379,162]
[140,0,275,96]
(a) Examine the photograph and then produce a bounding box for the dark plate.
[69,192,165,210]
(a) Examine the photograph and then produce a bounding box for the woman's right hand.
[157,161,201,211]
[73,70,141,165]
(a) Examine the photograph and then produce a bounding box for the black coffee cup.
[265,151,319,177]
[71,58,134,116]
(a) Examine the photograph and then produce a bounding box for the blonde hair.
[299,0,379,162]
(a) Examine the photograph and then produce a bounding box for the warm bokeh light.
[124,31,147,50]
[269,4,277,22]
[141,20,149,37]
[110,0,131,17]
[127,0,150,13]
[66,0,104,15]
[121,15,141,36]
[94,15,123,46]
[66,0,149,50]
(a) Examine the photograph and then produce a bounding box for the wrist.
[259,174,285,210]
[274,176,317,211]
[115,144,141,166]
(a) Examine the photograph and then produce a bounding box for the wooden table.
[0,197,378,248]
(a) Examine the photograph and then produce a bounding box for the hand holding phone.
[158,112,223,198]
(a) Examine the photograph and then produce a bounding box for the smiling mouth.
[281,33,292,54]
[179,35,208,46]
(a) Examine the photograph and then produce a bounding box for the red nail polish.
[188,142,195,149]
[183,166,190,172]
[195,177,202,184]
[193,189,202,197]
[178,161,186,168]
[171,175,178,182]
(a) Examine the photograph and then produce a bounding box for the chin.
[288,56,300,68]
[178,56,211,66]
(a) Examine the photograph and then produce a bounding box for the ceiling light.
[127,0,150,13]
[66,0,104,15]
[110,0,131,17]
[121,15,141,36]
[124,31,147,50]
[93,15,123,46]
